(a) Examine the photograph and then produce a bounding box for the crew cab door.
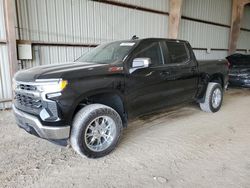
[161,41,198,105]
[125,40,168,118]
[125,40,198,119]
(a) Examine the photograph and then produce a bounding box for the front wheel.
[70,104,123,158]
[199,82,223,113]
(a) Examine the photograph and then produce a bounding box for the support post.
[168,0,183,39]
[229,0,250,54]
[4,0,18,78]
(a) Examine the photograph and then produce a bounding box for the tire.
[70,104,123,158]
[199,82,223,113]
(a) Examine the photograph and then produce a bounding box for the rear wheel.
[70,104,123,158]
[199,82,223,113]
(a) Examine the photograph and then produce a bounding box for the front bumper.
[13,105,70,140]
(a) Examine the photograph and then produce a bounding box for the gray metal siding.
[238,31,250,50]
[242,6,250,29]
[0,45,12,109]
[0,0,6,40]
[17,0,30,40]
[115,0,169,12]
[194,50,228,60]
[180,0,233,60]
[22,46,92,68]
[179,19,230,60]
[237,6,250,54]
[14,0,250,63]
[179,19,230,49]
[17,0,168,65]
[239,6,250,52]
[0,0,12,109]
[17,0,168,43]
[182,0,232,25]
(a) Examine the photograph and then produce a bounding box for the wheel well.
[210,74,224,88]
[73,93,127,127]
[197,73,224,103]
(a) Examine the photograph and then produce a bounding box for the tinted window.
[166,42,189,64]
[134,42,163,66]
[77,41,136,64]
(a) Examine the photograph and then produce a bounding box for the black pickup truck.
[13,38,229,158]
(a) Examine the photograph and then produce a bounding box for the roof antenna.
[131,35,139,40]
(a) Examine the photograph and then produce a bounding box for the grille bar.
[18,84,37,91]
[15,82,42,112]
[15,93,42,109]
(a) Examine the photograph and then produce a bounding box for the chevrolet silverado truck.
[13,38,229,158]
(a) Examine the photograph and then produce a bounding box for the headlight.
[35,79,68,93]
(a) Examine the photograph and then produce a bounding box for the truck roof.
[120,37,188,43]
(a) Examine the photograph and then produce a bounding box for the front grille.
[14,82,59,119]
[18,84,37,91]
[15,93,42,109]
[14,82,42,115]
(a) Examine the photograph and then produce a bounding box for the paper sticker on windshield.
[120,42,135,46]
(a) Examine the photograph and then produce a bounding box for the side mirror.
[130,58,151,73]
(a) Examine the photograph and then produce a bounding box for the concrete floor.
[0,88,250,188]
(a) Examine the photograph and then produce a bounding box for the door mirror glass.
[130,58,151,73]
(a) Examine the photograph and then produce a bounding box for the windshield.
[76,41,136,64]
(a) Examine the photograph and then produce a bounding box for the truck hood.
[14,62,123,82]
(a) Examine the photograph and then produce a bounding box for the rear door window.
[165,41,189,64]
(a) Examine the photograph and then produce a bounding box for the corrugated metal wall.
[180,0,232,60]
[194,50,228,61]
[0,0,6,40]
[17,0,169,43]
[238,31,250,50]
[238,6,250,51]
[242,6,250,29]
[16,0,250,66]
[182,0,232,25]
[115,0,169,12]
[179,19,230,49]
[0,0,12,109]
[23,46,93,68]
[16,0,168,67]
